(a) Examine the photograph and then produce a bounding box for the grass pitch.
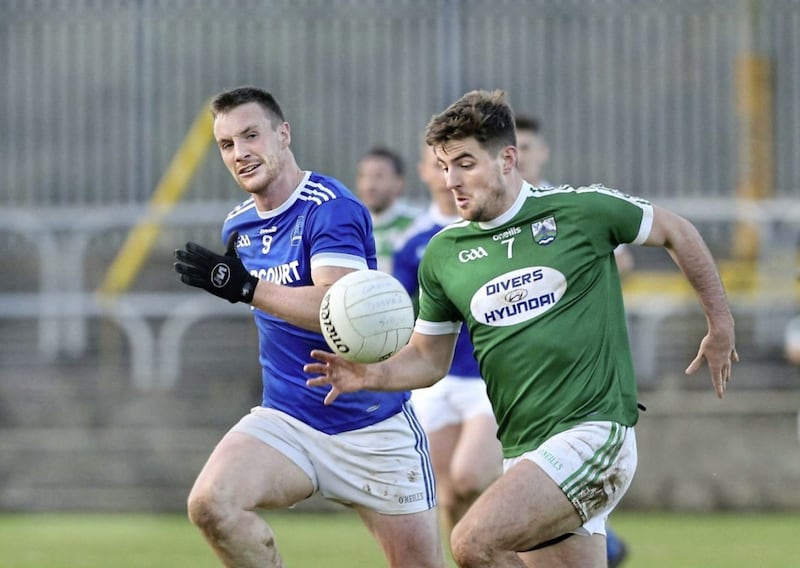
[0,510,797,567]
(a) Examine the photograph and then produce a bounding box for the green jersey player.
[417,183,645,456]
[307,89,738,568]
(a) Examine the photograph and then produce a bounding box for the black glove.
[174,232,258,304]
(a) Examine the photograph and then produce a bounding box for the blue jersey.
[393,208,481,379]
[222,171,411,434]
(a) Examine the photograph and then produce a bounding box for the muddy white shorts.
[504,421,637,536]
[230,402,436,515]
[411,375,495,433]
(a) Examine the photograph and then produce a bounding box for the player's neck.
[253,156,304,211]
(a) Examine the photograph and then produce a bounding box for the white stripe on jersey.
[433,218,470,236]
[527,183,654,244]
[299,181,337,205]
[310,253,369,271]
[414,318,462,336]
[225,197,257,222]
[529,183,651,209]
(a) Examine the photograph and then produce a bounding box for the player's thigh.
[518,533,606,568]
[451,413,502,488]
[355,506,445,568]
[507,421,637,535]
[191,432,314,511]
[313,404,436,514]
[426,424,460,480]
[454,458,581,552]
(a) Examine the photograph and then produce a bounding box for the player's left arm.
[174,232,356,333]
[644,205,739,397]
[249,264,353,332]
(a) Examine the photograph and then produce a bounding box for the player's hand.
[174,232,258,304]
[305,349,369,405]
[685,328,739,399]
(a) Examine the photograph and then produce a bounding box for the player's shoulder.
[300,171,361,205]
[528,183,648,205]
[224,196,257,223]
[523,185,650,223]
[294,172,371,224]
[426,218,471,249]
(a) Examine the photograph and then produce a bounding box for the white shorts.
[504,421,637,536]
[230,403,436,515]
[411,375,495,433]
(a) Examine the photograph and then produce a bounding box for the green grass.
[0,510,797,567]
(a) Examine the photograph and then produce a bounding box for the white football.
[319,270,415,363]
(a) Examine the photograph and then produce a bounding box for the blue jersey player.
[174,86,445,568]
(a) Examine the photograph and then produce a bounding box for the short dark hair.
[515,114,542,134]
[209,86,285,126]
[424,89,516,155]
[361,146,405,177]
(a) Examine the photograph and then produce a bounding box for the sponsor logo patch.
[470,266,566,326]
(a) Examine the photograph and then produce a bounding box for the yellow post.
[99,104,214,295]
[732,55,774,261]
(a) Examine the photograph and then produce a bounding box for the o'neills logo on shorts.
[319,294,350,354]
[398,492,424,504]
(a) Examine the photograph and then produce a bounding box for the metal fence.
[0,0,798,514]
[1,0,798,210]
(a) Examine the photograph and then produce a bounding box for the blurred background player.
[355,146,421,273]
[393,142,504,548]
[516,113,631,566]
[514,114,552,189]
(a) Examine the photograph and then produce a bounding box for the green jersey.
[417,184,652,457]
[371,201,421,274]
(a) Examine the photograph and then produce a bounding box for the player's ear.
[501,145,517,175]
[279,121,292,148]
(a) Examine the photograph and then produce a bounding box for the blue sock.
[606,527,627,564]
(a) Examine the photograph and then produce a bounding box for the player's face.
[516,129,549,185]
[419,144,456,216]
[418,145,448,197]
[213,102,289,195]
[434,138,516,222]
[355,156,404,215]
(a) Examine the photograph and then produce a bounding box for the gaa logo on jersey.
[458,246,488,263]
[470,266,566,326]
[236,233,251,248]
[211,263,231,288]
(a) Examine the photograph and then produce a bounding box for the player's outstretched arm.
[644,205,739,398]
[305,332,456,405]
[175,234,351,332]
[174,232,259,304]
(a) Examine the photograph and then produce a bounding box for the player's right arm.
[644,205,738,398]
[305,331,457,405]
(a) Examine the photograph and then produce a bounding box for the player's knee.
[450,469,488,498]
[187,488,231,537]
[450,518,490,567]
